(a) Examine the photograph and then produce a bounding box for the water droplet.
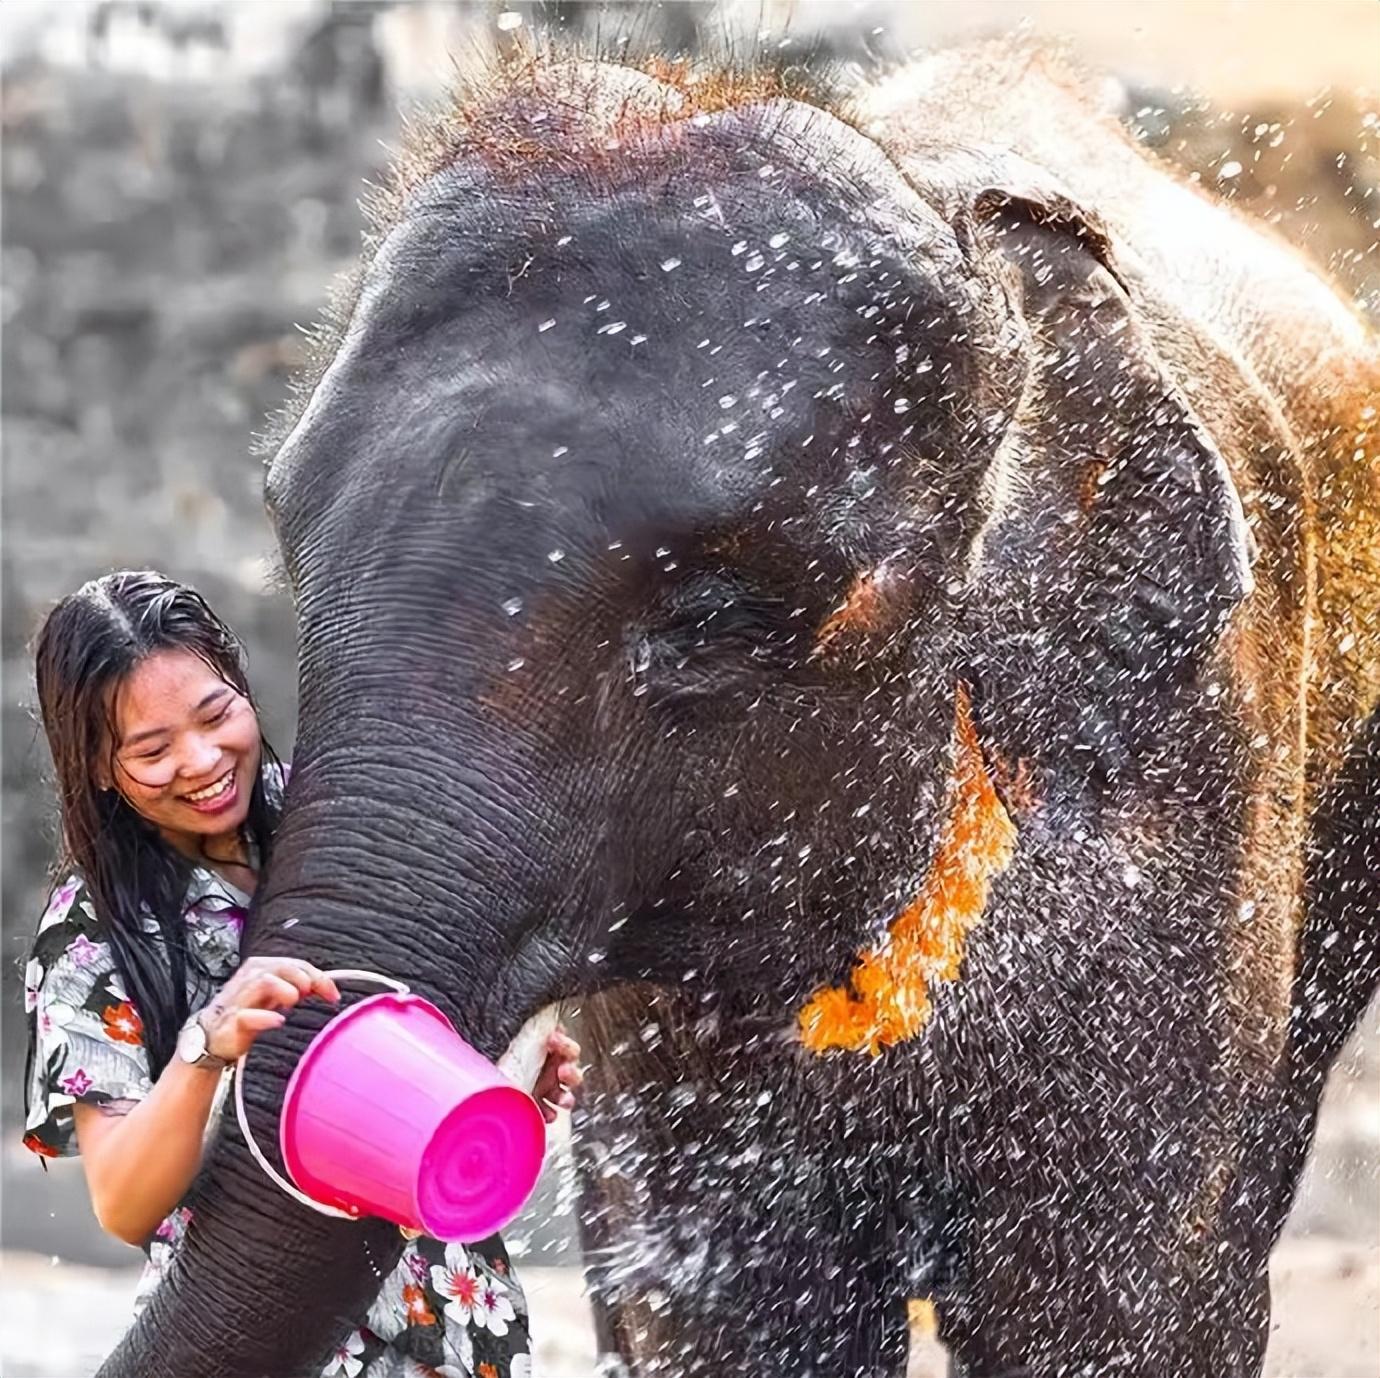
[502,597,523,617]
[538,319,556,333]
[660,256,682,272]
[547,549,566,564]
[718,394,738,410]
[1218,160,1243,180]
[744,253,766,272]
[598,320,627,336]
[768,232,790,249]
[893,397,911,414]
[552,445,568,458]
[507,657,526,672]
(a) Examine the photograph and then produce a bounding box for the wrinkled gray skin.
[98,51,1379,1378]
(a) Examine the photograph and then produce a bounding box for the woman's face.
[106,648,263,852]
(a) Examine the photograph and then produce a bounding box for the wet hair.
[27,570,282,1087]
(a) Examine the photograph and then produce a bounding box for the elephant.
[96,42,1379,1378]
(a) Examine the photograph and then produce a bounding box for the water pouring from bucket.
[234,971,549,1243]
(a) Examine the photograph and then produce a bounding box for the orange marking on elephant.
[1078,457,1110,513]
[812,568,888,657]
[798,683,1017,1056]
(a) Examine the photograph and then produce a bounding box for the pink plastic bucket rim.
[278,991,546,1240]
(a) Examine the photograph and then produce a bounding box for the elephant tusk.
[497,1002,563,1094]
[797,682,1017,1056]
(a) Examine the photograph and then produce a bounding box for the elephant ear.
[962,162,1257,777]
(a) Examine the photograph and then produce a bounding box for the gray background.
[2,3,1376,1373]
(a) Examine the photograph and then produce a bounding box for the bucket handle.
[233,969,410,1222]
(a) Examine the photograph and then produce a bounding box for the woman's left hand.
[533,1027,582,1123]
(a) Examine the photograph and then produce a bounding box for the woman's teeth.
[186,771,234,803]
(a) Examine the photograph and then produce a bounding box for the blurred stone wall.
[2,2,398,1145]
[2,0,1375,1270]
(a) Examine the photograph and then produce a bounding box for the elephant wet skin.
[97,44,1380,1378]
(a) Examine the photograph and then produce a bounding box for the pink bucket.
[235,972,546,1243]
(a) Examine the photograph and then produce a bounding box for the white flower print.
[473,1274,516,1338]
[37,878,81,934]
[321,1328,367,1378]
[40,939,112,1012]
[38,998,77,1044]
[430,1246,483,1327]
[510,1356,532,1378]
[132,1241,174,1317]
[23,958,43,1013]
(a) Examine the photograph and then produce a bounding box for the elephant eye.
[663,576,790,647]
[630,575,802,710]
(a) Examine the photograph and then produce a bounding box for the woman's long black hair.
[28,570,282,1087]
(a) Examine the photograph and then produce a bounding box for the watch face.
[180,1019,207,1062]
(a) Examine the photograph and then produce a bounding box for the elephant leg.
[1273,707,1380,1232]
[936,1154,1273,1378]
[1167,1249,1272,1378]
[574,986,910,1377]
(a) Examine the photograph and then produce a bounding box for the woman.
[22,569,581,1378]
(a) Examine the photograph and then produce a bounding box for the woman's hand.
[532,1027,583,1123]
[199,957,340,1062]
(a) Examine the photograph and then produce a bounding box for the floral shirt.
[24,858,532,1378]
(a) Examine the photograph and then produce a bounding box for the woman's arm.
[75,955,339,1246]
[74,1062,226,1246]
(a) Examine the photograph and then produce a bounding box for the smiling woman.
[21,568,581,1377]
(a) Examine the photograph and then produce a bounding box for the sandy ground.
[2,1241,1377,1378]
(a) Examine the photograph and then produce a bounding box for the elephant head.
[98,61,1256,1378]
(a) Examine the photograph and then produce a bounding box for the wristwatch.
[177,1012,229,1071]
